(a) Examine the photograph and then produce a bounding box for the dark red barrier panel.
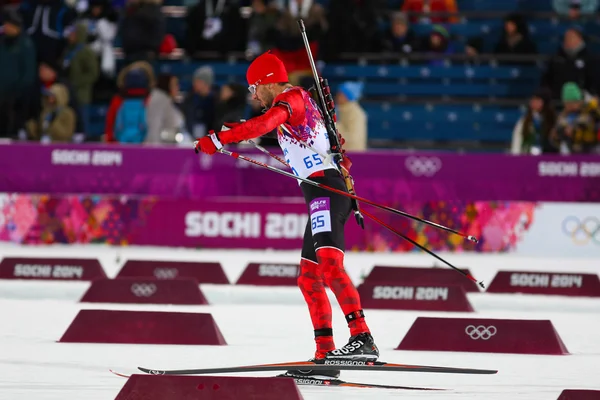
[358,283,473,312]
[116,260,229,284]
[235,263,299,286]
[397,317,569,355]
[364,266,479,292]
[558,390,600,400]
[487,271,600,297]
[0,257,106,280]
[59,310,226,345]
[115,375,304,400]
[79,278,208,305]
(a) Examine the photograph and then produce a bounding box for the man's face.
[68,29,77,44]
[91,5,103,16]
[39,64,56,83]
[430,33,443,49]
[193,79,208,95]
[253,84,275,109]
[568,6,581,20]
[392,20,407,37]
[3,23,20,37]
[564,29,583,51]
[529,97,543,112]
[565,100,582,112]
[505,21,517,36]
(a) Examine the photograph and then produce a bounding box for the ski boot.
[281,358,341,380]
[325,332,379,362]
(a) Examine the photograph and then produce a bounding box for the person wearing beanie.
[0,9,37,138]
[182,65,216,138]
[335,82,367,151]
[541,27,599,100]
[195,51,379,378]
[553,82,600,153]
[384,11,419,54]
[421,24,455,66]
[511,87,558,155]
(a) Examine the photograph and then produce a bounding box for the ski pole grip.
[297,19,306,33]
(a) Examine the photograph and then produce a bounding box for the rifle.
[297,19,365,229]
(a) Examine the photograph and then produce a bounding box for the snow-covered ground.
[1,243,599,400]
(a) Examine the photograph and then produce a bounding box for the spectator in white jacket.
[80,0,118,77]
[335,81,367,151]
[145,74,186,144]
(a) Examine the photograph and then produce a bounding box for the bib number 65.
[304,154,323,169]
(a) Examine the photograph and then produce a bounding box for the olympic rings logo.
[153,268,179,279]
[562,217,600,246]
[149,370,165,375]
[404,156,442,177]
[130,283,157,297]
[465,325,497,340]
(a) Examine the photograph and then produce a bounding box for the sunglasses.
[248,73,274,95]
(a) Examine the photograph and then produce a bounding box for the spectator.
[494,14,537,57]
[182,66,216,139]
[80,0,118,78]
[335,82,367,152]
[246,0,279,58]
[37,60,84,134]
[464,37,484,65]
[214,82,248,130]
[402,0,458,24]
[120,0,165,62]
[322,0,384,61]
[268,0,327,84]
[420,25,454,66]
[62,23,99,134]
[511,87,558,155]
[0,9,36,138]
[146,74,185,144]
[21,0,76,65]
[25,84,76,142]
[104,60,154,142]
[554,0,598,20]
[185,0,248,57]
[553,82,599,153]
[541,27,598,100]
[384,12,419,54]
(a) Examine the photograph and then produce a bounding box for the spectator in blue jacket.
[0,9,36,138]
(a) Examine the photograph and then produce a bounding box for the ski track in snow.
[0,243,599,400]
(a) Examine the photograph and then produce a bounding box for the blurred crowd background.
[1,0,600,155]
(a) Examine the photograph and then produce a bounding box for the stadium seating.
[106,0,598,148]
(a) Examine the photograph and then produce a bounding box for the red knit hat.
[246,52,289,87]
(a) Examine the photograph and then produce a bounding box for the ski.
[111,369,444,391]
[279,375,444,391]
[138,359,497,376]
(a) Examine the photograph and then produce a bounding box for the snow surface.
[0,243,599,400]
